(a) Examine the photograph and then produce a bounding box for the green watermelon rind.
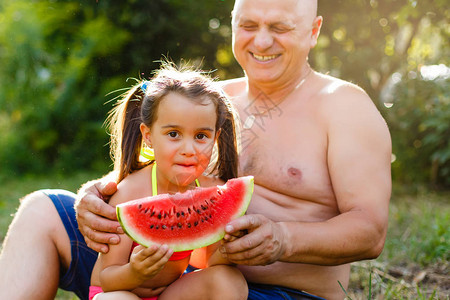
[116,176,254,252]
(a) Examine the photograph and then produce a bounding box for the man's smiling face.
[231,0,320,87]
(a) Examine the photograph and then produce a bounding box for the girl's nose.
[180,139,195,156]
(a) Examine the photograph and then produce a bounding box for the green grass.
[346,186,449,299]
[1,173,449,299]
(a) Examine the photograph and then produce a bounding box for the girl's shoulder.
[109,166,153,206]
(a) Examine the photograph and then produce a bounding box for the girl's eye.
[196,133,208,140]
[168,131,179,138]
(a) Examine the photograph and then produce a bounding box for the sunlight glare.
[420,64,450,81]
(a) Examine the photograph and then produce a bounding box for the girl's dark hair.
[107,62,240,183]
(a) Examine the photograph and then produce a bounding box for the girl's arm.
[206,242,232,267]
[97,186,173,292]
[190,239,237,268]
[100,242,173,292]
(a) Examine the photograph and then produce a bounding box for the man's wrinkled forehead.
[232,0,317,20]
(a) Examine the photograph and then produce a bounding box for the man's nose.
[254,28,274,51]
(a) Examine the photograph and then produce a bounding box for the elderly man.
[0,0,391,299]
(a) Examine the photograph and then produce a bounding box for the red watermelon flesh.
[116,176,254,251]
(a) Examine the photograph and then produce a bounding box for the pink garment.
[89,286,158,300]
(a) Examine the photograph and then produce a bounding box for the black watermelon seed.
[158,213,162,219]
[162,225,167,230]
[150,225,154,229]
[177,223,182,228]
[194,221,199,226]
[155,225,159,229]
[197,209,202,214]
[177,212,181,218]
[187,223,191,228]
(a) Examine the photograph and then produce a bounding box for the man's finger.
[220,231,263,254]
[97,181,118,199]
[83,226,121,246]
[225,214,263,235]
[85,238,110,254]
[223,228,247,242]
[81,209,122,234]
[84,196,118,221]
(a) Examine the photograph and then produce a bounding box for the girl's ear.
[140,123,152,148]
[215,128,222,142]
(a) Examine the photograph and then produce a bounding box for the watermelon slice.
[116,176,254,251]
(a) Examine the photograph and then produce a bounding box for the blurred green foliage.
[387,75,449,187]
[314,0,449,188]
[0,0,448,188]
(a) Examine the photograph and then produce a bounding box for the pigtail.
[215,97,239,182]
[107,82,149,182]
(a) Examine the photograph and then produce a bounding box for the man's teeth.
[253,54,278,61]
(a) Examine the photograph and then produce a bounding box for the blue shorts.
[247,282,326,300]
[41,189,97,300]
[184,265,327,300]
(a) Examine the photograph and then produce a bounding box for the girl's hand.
[129,244,173,280]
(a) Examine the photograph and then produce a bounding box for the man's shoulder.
[315,72,386,127]
[218,77,247,97]
[313,72,376,111]
[316,72,368,98]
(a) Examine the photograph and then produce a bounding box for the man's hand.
[75,178,123,253]
[220,214,287,265]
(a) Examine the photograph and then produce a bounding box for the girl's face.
[141,92,218,192]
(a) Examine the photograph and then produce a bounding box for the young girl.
[89,63,248,300]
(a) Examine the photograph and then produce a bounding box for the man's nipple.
[288,167,302,179]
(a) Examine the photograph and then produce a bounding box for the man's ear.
[310,16,323,48]
[140,123,152,148]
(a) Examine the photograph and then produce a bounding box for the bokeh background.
[0,0,448,299]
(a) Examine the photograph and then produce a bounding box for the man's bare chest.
[238,115,332,201]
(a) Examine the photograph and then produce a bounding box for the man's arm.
[221,85,392,266]
[75,171,123,253]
